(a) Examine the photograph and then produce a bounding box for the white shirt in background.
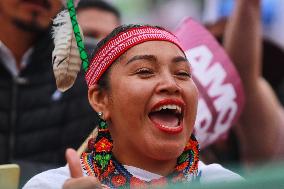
[0,41,33,76]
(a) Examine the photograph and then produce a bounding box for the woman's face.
[103,41,198,164]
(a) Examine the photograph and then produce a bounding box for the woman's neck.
[112,145,177,176]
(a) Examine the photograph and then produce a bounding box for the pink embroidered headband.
[85,26,184,88]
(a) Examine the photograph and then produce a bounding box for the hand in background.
[224,0,284,166]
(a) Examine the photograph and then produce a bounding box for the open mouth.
[22,0,51,10]
[149,100,184,134]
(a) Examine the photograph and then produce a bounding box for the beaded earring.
[92,112,113,178]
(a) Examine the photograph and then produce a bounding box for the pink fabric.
[85,26,183,88]
[174,18,245,148]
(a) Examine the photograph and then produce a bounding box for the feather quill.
[52,10,83,92]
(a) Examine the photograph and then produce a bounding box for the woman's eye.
[135,68,154,76]
[177,71,191,78]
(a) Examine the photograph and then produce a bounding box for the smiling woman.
[89,28,198,175]
[24,25,241,189]
[23,24,242,189]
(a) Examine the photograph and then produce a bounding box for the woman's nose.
[156,73,181,95]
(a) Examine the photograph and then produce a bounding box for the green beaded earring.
[92,112,113,177]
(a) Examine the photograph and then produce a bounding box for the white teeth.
[153,105,182,113]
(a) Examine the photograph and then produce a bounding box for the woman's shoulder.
[198,161,243,184]
[22,166,70,189]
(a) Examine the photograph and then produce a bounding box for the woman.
[23,24,241,189]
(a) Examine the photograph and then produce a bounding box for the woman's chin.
[146,142,185,161]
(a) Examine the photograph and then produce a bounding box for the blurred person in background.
[225,0,284,167]
[0,0,64,181]
[202,0,284,171]
[0,0,120,185]
[77,0,121,57]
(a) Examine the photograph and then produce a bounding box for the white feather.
[52,10,83,92]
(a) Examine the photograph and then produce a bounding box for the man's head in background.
[77,0,121,40]
[77,0,121,57]
[0,0,62,33]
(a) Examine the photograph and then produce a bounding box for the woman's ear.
[88,85,110,120]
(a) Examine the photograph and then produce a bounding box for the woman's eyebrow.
[126,55,157,65]
[172,56,189,63]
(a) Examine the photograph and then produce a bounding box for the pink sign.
[174,18,245,148]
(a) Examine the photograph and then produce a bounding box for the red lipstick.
[149,99,185,134]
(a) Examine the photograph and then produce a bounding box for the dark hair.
[92,24,166,91]
[77,0,121,21]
